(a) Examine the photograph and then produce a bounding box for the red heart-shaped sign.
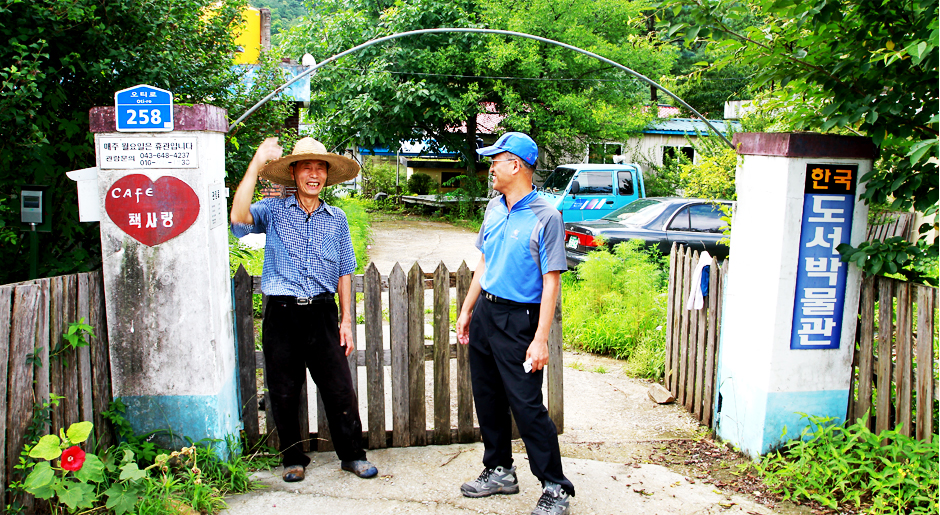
[105,174,200,246]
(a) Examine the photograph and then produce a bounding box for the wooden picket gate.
[232,261,565,451]
[664,244,729,428]
[0,271,113,511]
[848,275,937,439]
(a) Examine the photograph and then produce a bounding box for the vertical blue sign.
[790,164,858,349]
[115,85,174,132]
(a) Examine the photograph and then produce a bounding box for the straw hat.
[259,137,361,187]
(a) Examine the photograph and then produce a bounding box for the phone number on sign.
[139,152,190,160]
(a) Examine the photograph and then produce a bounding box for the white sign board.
[208,182,228,229]
[98,137,198,169]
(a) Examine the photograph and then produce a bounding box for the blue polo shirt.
[231,196,356,297]
[476,188,567,304]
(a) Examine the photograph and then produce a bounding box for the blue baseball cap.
[476,132,538,166]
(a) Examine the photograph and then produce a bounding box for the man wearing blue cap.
[456,132,574,515]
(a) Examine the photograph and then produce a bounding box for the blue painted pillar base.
[117,370,242,460]
[715,383,850,457]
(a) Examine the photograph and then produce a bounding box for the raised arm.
[230,137,283,225]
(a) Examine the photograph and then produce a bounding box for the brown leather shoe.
[283,465,305,482]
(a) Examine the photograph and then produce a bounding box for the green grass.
[758,415,939,514]
[562,240,667,379]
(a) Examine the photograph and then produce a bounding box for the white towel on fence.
[686,251,713,311]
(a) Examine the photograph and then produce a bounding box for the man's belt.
[269,293,335,305]
[482,291,530,307]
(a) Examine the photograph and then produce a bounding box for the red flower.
[61,446,86,472]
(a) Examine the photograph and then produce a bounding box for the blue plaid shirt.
[231,196,357,297]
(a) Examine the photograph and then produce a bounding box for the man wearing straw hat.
[230,137,377,482]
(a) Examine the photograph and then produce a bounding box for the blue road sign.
[115,85,174,132]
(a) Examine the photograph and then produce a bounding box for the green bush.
[406,173,434,195]
[360,160,397,198]
[562,240,667,377]
[758,415,939,514]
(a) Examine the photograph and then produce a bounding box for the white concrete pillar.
[716,133,876,458]
[89,105,238,453]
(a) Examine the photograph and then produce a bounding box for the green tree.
[280,0,675,175]
[656,0,938,283]
[0,0,294,284]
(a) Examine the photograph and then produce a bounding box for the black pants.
[468,296,575,496]
[262,298,366,468]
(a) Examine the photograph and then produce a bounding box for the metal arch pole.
[229,28,734,149]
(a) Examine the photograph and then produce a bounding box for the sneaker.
[530,482,570,515]
[460,466,519,498]
[341,460,378,478]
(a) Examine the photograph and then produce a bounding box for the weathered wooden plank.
[77,274,95,427]
[88,271,113,449]
[32,279,50,436]
[875,277,894,434]
[670,247,683,396]
[389,264,410,447]
[692,251,708,419]
[685,251,701,415]
[455,262,474,442]
[894,282,913,437]
[548,282,564,434]
[86,271,112,449]
[672,245,689,404]
[665,243,677,392]
[407,263,427,446]
[50,276,67,431]
[433,263,451,445]
[262,356,280,451]
[8,285,40,506]
[702,259,719,428]
[297,381,310,452]
[365,264,386,449]
[854,275,876,428]
[0,286,12,510]
[316,389,332,452]
[64,274,81,428]
[677,249,697,411]
[233,266,260,448]
[915,285,936,440]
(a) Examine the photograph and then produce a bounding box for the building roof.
[644,118,741,136]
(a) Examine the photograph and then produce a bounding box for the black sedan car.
[564,197,732,267]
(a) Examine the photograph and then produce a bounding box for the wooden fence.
[0,271,112,511]
[848,275,937,439]
[664,244,728,428]
[233,261,565,451]
[665,244,938,442]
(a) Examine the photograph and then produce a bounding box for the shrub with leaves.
[563,240,667,376]
[758,415,939,514]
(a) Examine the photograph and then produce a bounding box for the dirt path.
[365,212,481,274]
[359,211,813,514]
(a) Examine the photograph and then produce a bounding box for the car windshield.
[540,167,576,194]
[602,198,668,226]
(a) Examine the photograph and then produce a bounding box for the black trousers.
[262,298,366,468]
[468,296,575,496]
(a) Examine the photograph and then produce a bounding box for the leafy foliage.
[0,0,296,284]
[406,173,435,195]
[562,240,667,377]
[654,0,939,283]
[280,0,674,172]
[758,415,939,514]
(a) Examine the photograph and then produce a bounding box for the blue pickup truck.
[537,163,646,222]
